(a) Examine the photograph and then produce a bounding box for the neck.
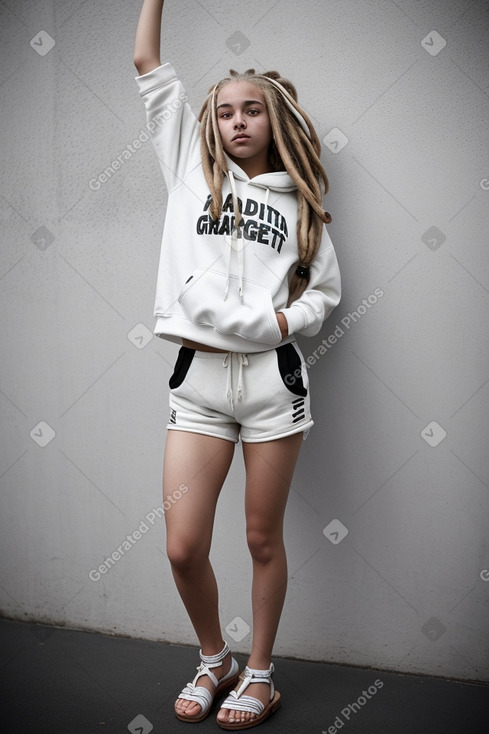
[228,152,272,179]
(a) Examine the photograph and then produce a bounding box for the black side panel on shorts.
[169,347,195,389]
[275,343,307,397]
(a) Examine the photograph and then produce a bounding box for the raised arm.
[134,0,164,75]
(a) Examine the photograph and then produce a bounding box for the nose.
[234,113,246,129]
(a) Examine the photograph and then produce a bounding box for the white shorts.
[167,342,313,443]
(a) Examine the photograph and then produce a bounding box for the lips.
[232,133,250,141]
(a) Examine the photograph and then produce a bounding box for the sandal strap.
[178,682,213,711]
[220,693,264,716]
[237,664,274,699]
[220,663,275,715]
[192,642,232,689]
[200,641,231,667]
[177,644,238,717]
[242,663,275,680]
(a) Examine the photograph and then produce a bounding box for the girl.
[134,0,341,729]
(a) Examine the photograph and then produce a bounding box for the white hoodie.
[135,63,341,353]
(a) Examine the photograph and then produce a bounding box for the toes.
[185,702,202,717]
[219,709,256,723]
[175,699,202,717]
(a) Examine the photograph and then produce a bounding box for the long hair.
[198,69,331,304]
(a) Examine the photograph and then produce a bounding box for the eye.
[247,109,260,116]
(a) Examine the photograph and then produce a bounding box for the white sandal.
[217,663,281,730]
[175,642,240,723]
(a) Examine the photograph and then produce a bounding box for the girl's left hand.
[276,313,289,339]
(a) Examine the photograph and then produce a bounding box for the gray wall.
[1,0,488,682]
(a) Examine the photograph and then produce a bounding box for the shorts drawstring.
[223,352,249,409]
[237,353,248,402]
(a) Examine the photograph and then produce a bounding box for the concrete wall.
[1,0,488,681]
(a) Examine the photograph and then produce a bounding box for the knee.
[166,538,208,574]
[246,527,282,565]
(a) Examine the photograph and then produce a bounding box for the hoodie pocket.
[178,267,282,346]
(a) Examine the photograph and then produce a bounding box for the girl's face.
[216,80,273,177]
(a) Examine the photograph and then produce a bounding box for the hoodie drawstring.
[223,352,249,409]
[223,227,243,302]
[224,170,245,302]
[224,170,271,304]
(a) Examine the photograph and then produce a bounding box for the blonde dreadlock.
[198,69,331,304]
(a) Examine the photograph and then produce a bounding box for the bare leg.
[163,430,235,719]
[217,432,303,726]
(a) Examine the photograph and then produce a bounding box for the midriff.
[182,338,228,353]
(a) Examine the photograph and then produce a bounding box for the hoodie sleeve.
[135,63,201,192]
[278,226,341,337]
